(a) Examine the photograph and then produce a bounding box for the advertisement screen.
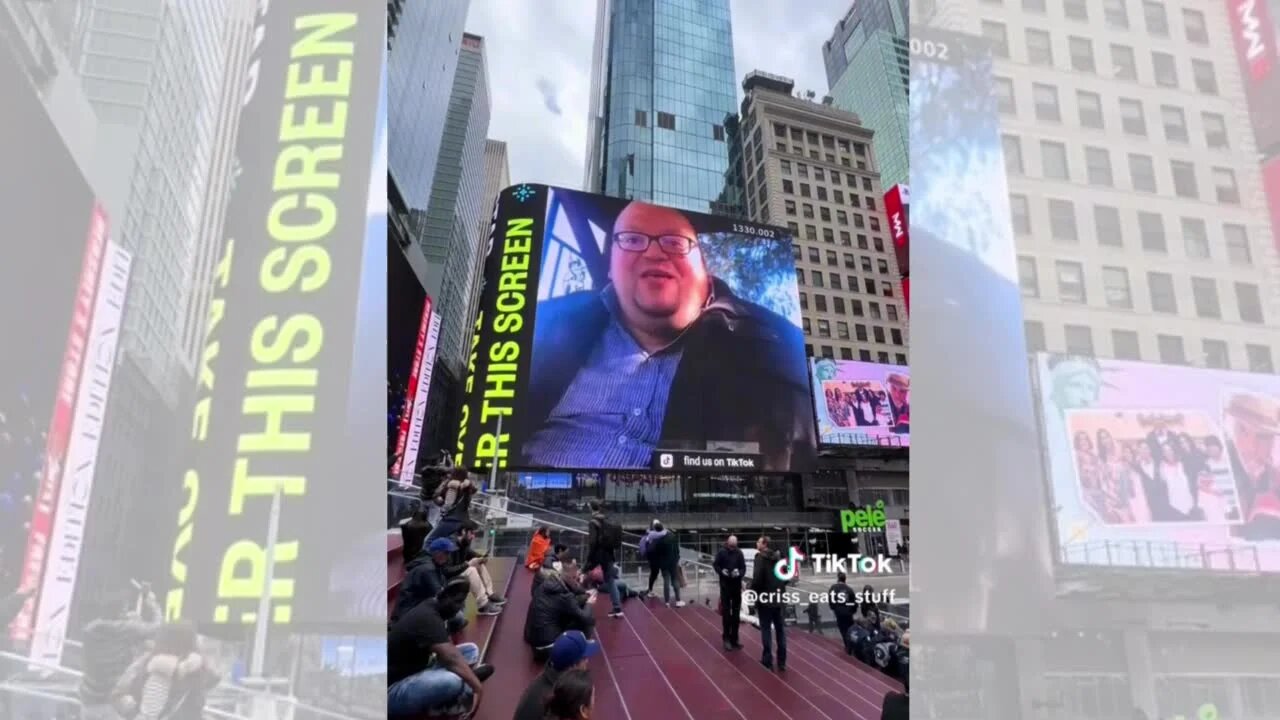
[1225,0,1280,155]
[811,359,910,447]
[884,183,909,315]
[387,238,429,468]
[455,185,814,473]
[1036,353,1280,573]
[1264,155,1280,257]
[516,472,574,490]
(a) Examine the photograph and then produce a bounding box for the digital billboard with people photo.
[455,185,814,473]
[811,359,910,447]
[1037,353,1280,573]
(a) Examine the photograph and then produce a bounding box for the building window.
[1065,0,1087,20]
[1119,98,1146,135]
[635,110,647,127]
[800,183,812,198]
[860,349,872,361]
[1152,51,1178,87]
[1213,168,1240,204]
[1095,205,1123,247]
[887,305,899,322]
[1192,60,1218,94]
[1237,282,1264,324]
[1065,325,1095,356]
[1225,224,1252,265]
[1158,335,1186,364]
[1182,217,1209,259]
[805,343,814,357]
[1129,154,1157,193]
[1085,147,1113,186]
[1049,198,1078,242]
[1010,194,1031,234]
[852,300,864,317]
[1143,1,1169,35]
[1026,28,1053,65]
[1171,160,1198,199]
[1192,277,1221,319]
[1148,272,1177,313]
[1103,0,1128,28]
[834,297,846,314]
[1069,37,1095,72]
[799,292,807,310]
[1161,106,1188,143]
[1023,0,1046,12]
[836,210,848,226]
[1113,330,1140,360]
[808,247,820,263]
[823,228,835,243]
[982,21,1009,57]
[1203,339,1229,369]
[713,124,725,141]
[815,294,828,312]
[1041,141,1069,180]
[657,111,676,129]
[803,318,811,334]
[1203,112,1228,148]
[877,259,890,274]
[873,326,886,343]
[1033,83,1061,121]
[855,324,868,341]
[784,200,796,216]
[1247,345,1275,373]
[802,203,814,219]
[1111,44,1137,80]
[783,179,794,194]
[817,320,830,338]
[1103,266,1132,308]
[1018,256,1039,297]
[1077,91,1103,128]
[837,321,850,340]
[1056,260,1087,303]
[1139,212,1166,252]
[995,77,1016,114]
[819,207,831,222]
[1025,321,1046,352]
[832,273,843,290]
[813,272,825,288]
[1183,9,1208,43]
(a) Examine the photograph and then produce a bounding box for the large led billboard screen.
[1225,0,1280,155]
[1036,353,1280,573]
[811,359,910,447]
[455,185,814,473]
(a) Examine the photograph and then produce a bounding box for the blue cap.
[548,630,599,670]
[428,537,458,554]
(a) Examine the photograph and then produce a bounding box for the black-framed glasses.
[612,231,698,256]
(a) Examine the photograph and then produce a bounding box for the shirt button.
[618,436,627,445]
[632,408,642,417]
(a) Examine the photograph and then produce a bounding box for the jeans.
[387,642,480,717]
[661,566,681,603]
[600,562,622,612]
[836,614,854,653]
[646,563,660,593]
[757,606,787,668]
[425,516,464,544]
[719,582,741,643]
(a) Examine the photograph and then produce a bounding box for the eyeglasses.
[612,231,698,256]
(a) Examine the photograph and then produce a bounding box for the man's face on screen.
[609,202,709,332]
[1231,416,1276,473]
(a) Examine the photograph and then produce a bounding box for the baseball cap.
[549,630,599,670]
[428,537,458,554]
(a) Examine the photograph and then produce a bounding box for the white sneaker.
[674,601,687,608]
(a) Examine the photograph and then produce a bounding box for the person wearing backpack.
[749,535,787,672]
[425,468,476,544]
[652,523,684,608]
[585,500,623,618]
[638,520,665,597]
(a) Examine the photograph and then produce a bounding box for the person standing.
[828,571,857,654]
[425,468,476,543]
[653,523,684,608]
[712,535,745,651]
[80,586,163,720]
[638,520,666,598]
[585,500,624,618]
[749,536,787,672]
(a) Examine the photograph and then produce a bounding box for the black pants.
[836,614,854,653]
[757,605,787,668]
[647,561,660,593]
[719,582,741,643]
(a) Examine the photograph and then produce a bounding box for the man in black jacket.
[749,536,788,672]
[879,674,908,720]
[514,200,815,472]
[394,538,498,626]
[388,578,494,718]
[713,535,746,651]
[828,571,857,654]
[512,630,598,720]
[524,567,597,662]
[586,500,623,618]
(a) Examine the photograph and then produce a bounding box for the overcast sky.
[466,0,853,190]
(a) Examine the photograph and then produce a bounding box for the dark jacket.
[828,582,855,618]
[586,512,616,569]
[651,530,681,570]
[524,574,596,649]
[880,691,909,720]
[713,546,746,585]
[515,280,815,471]
[392,554,463,623]
[750,548,785,607]
[512,666,564,720]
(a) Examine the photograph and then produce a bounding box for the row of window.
[1019,256,1267,324]
[806,343,909,365]
[795,247,895,275]
[983,0,1210,45]
[784,199,882,229]
[997,79,1231,151]
[633,109,726,140]
[787,221,885,251]
[800,291,903,323]
[772,122,867,157]
[1003,134,1242,203]
[798,267,897,298]
[1024,320,1276,374]
[803,317,906,346]
[779,166,876,194]
[982,19,1219,94]
[1009,194,1255,265]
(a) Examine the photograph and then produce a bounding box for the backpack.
[595,517,623,551]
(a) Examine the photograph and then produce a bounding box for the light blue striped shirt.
[523,298,684,469]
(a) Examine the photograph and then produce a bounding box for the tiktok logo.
[773,546,805,581]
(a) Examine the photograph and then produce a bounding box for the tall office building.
[420,33,491,379]
[77,0,228,404]
[583,0,738,213]
[822,0,910,189]
[737,71,909,364]
[467,139,510,337]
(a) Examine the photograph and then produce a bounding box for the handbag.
[675,565,688,589]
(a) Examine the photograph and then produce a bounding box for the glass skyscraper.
[823,0,909,189]
[584,0,738,214]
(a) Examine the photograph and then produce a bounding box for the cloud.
[466,1,855,191]
[535,77,563,116]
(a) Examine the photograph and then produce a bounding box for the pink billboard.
[1226,0,1280,154]
[811,359,909,448]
